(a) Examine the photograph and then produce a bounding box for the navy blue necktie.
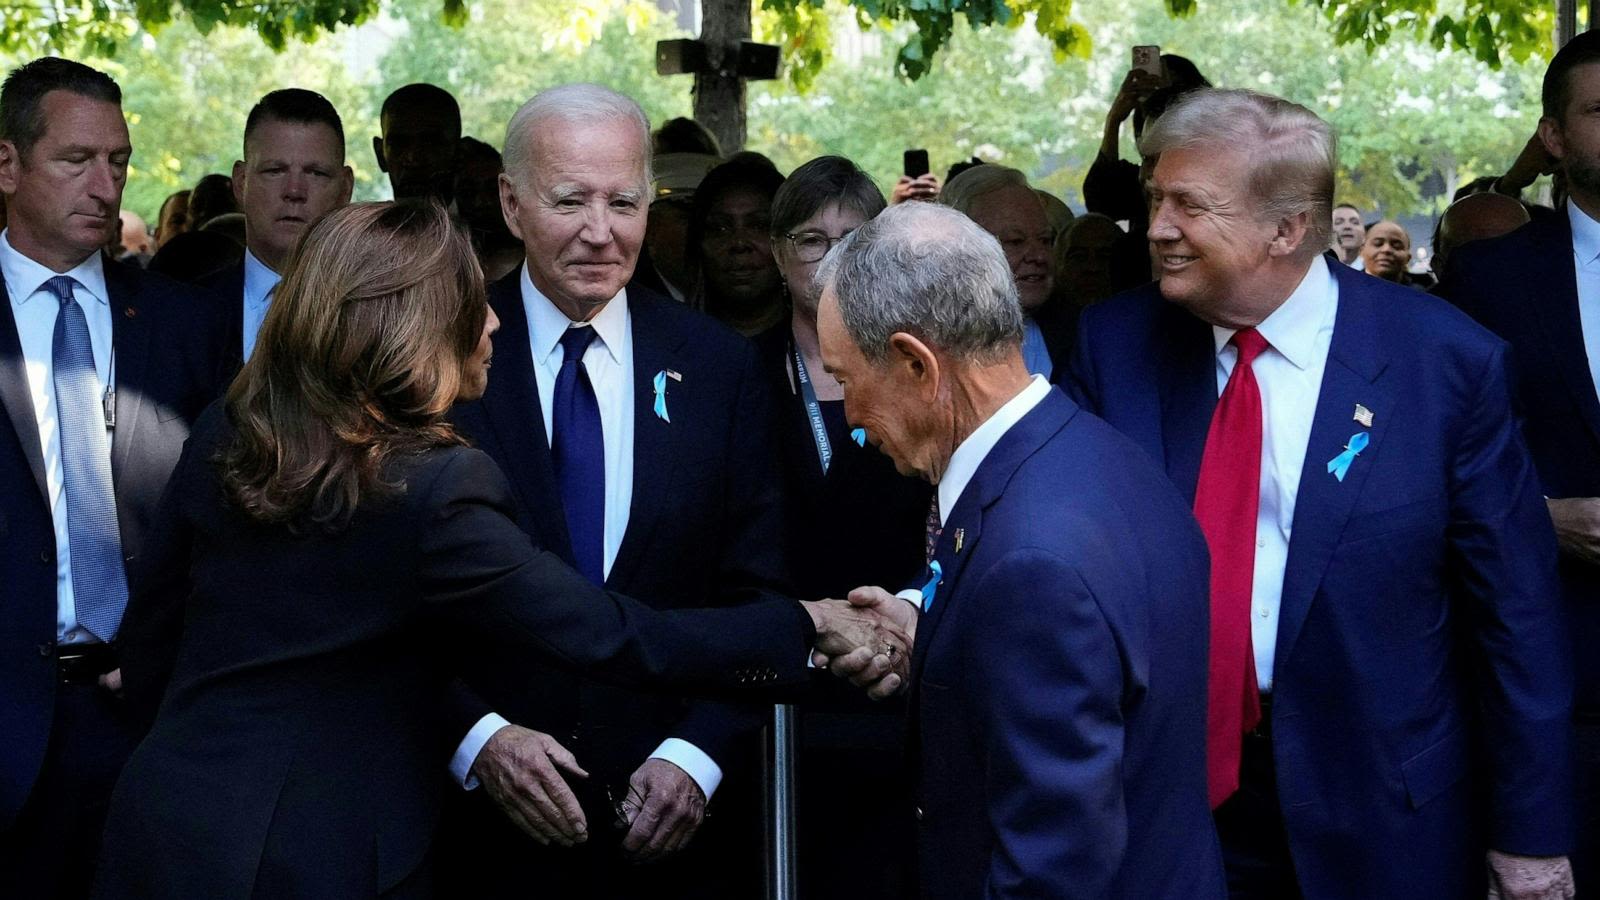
[44,275,128,643]
[552,326,605,585]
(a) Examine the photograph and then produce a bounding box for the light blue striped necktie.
[43,275,128,643]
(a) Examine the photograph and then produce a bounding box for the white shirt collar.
[0,228,109,308]
[1570,201,1600,269]
[1211,254,1335,372]
[521,261,627,367]
[937,374,1053,527]
[242,248,281,311]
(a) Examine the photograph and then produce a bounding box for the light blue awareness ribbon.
[1326,431,1370,482]
[850,427,867,447]
[920,559,943,613]
[652,370,671,423]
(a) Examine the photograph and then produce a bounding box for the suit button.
[39,550,50,563]
[914,806,924,821]
[38,642,54,657]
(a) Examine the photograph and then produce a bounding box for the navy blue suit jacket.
[199,261,245,380]
[1069,263,1576,897]
[0,259,228,825]
[911,388,1224,900]
[448,272,789,787]
[1439,213,1600,716]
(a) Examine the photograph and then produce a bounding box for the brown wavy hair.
[220,200,488,530]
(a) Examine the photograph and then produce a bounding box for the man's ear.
[1540,115,1567,164]
[887,331,940,401]
[372,136,388,173]
[231,160,246,207]
[0,140,22,196]
[338,166,354,205]
[1268,210,1312,259]
[498,173,525,243]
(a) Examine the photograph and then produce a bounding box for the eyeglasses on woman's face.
[783,229,855,263]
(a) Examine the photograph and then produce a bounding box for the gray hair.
[1140,88,1336,255]
[817,202,1023,364]
[939,163,1031,216]
[502,83,652,190]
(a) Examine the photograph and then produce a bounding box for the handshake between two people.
[802,585,919,701]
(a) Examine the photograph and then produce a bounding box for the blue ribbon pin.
[920,559,943,613]
[850,427,867,447]
[652,370,671,423]
[1326,431,1370,482]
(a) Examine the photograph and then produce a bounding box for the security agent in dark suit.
[0,58,229,898]
[815,202,1225,900]
[1439,30,1600,889]
[202,88,353,376]
[439,84,789,897]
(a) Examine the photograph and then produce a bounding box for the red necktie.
[1194,327,1268,809]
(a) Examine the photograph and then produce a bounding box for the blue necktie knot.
[559,326,598,365]
[42,275,78,305]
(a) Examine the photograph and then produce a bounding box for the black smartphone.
[903,149,930,179]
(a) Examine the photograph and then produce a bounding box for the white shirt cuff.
[896,588,924,609]
[648,738,723,800]
[451,712,512,790]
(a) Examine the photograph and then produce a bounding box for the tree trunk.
[694,0,749,154]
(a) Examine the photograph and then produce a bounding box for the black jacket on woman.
[94,406,814,899]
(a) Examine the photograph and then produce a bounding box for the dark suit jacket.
[199,261,245,380]
[0,259,228,826]
[1439,212,1600,716]
[911,388,1223,900]
[95,408,814,900]
[448,273,789,792]
[1069,262,1576,897]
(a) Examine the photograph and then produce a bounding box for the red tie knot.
[1231,328,1269,369]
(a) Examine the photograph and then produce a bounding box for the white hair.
[939,164,1031,216]
[502,83,652,190]
[817,202,1023,364]
[1140,88,1336,255]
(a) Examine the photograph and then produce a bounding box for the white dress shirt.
[1,230,115,646]
[1211,254,1339,693]
[1567,203,1600,408]
[452,264,722,800]
[240,249,281,362]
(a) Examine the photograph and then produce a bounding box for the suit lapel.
[1158,303,1218,505]
[1526,214,1600,449]
[481,273,570,556]
[105,262,151,487]
[0,273,47,503]
[607,293,688,588]
[1274,267,1393,670]
[909,391,1076,687]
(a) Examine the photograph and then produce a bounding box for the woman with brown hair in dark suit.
[92,201,907,900]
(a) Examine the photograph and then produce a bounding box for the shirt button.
[1257,539,1266,548]
[1258,607,1270,618]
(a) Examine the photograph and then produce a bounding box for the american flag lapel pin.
[954,528,965,554]
[1353,403,1374,428]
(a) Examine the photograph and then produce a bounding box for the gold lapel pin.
[1353,404,1374,428]
[954,528,965,554]
[666,369,683,382]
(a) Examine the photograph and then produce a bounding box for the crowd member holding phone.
[891,148,941,204]
[1084,49,1211,238]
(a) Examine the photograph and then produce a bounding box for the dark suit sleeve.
[1447,342,1576,855]
[967,548,1127,898]
[667,339,793,763]
[419,449,815,696]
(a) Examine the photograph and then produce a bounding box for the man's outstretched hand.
[803,586,919,700]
